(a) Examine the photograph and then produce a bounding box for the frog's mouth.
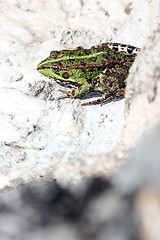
[37,65,72,83]
[37,67,56,78]
[37,60,59,77]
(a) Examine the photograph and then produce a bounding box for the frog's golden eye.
[50,51,58,58]
[62,72,69,79]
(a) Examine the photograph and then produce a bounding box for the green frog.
[37,42,140,105]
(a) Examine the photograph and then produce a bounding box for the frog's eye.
[50,51,58,58]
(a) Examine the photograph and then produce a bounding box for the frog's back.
[57,42,140,67]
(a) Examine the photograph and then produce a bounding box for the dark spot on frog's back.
[84,49,91,55]
[88,57,97,62]
[112,44,119,51]
[127,46,134,54]
[120,44,126,49]
[102,54,107,59]
[108,80,113,87]
[62,72,69,79]
[101,60,107,65]
[77,52,83,56]
[87,78,92,84]
[81,61,86,66]
[76,46,84,50]
[81,68,86,73]
[96,47,103,52]
[68,59,74,64]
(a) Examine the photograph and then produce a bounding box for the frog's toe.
[57,90,75,100]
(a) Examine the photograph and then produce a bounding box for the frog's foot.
[82,89,125,106]
[57,89,75,100]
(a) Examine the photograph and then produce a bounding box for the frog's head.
[37,57,59,78]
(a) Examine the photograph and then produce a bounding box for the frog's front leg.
[57,82,94,101]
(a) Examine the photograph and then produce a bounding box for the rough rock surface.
[0,0,159,187]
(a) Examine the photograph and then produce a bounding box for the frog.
[37,42,140,105]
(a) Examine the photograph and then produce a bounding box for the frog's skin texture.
[37,42,140,105]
